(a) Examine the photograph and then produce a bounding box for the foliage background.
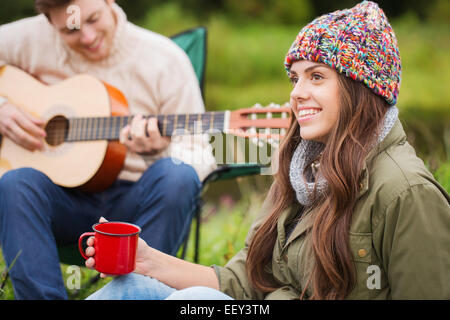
[0,0,449,299]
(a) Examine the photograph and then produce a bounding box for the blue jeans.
[86,273,233,300]
[0,158,201,300]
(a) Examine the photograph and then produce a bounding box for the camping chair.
[171,27,272,263]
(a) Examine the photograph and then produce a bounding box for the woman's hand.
[84,218,219,290]
[84,217,153,278]
[119,115,170,155]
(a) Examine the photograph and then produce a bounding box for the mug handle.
[78,232,95,260]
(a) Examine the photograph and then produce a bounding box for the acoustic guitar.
[0,65,291,192]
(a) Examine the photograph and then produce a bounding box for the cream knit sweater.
[0,4,216,182]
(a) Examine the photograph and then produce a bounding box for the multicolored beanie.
[284,1,401,106]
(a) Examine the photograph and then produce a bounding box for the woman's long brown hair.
[246,72,389,299]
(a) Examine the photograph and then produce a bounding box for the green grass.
[0,253,113,300]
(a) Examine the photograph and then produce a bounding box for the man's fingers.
[1,103,46,139]
[0,103,46,150]
[120,115,168,155]
[5,121,44,151]
[130,114,147,139]
[19,112,46,138]
[146,117,161,140]
[147,117,170,151]
[119,125,131,144]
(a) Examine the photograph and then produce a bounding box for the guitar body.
[0,65,128,192]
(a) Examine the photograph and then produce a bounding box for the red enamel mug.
[78,221,141,275]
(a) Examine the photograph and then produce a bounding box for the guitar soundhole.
[45,115,69,146]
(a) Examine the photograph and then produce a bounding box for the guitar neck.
[64,111,229,142]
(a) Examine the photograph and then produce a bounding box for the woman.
[86,1,450,300]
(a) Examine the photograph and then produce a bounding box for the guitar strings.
[43,111,288,142]
[44,119,286,141]
[43,126,283,142]
[43,113,227,128]
[44,113,228,141]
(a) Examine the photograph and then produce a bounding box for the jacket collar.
[358,118,407,197]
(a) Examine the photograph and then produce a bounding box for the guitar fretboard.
[63,112,227,142]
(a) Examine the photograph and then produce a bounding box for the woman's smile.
[297,107,322,123]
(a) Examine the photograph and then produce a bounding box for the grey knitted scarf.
[289,106,398,206]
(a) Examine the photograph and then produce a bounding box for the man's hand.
[119,114,170,155]
[0,102,46,151]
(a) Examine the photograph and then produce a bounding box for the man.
[0,0,215,299]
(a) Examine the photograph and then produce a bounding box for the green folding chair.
[171,27,272,263]
[170,27,207,98]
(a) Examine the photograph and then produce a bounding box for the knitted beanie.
[284,1,401,106]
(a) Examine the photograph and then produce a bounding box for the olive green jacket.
[213,119,450,299]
